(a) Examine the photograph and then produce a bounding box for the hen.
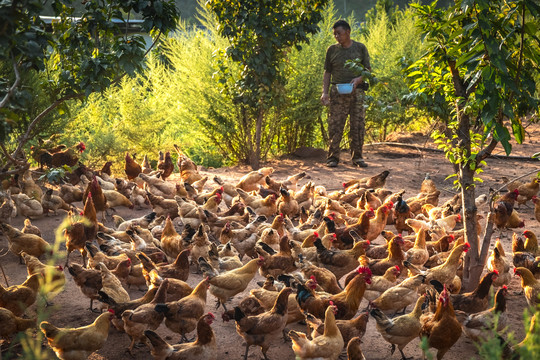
[256,235,297,278]
[371,274,426,314]
[420,285,462,360]
[0,273,41,316]
[41,188,70,215]
[343,170,390,190]
[370,294,426,360]
[0,307,35,342]
[144,313,217,360]
[125,152,142,180]
[67,263,102,311]
[313,237,370,280]
[64,194,98,267]
[459,286,508,342]
[154,277,209,342]
[201,257,262,311]
[487,239,511,287]
[233,287,293,360]
[431,271,497,314]
[121,279,169,353]
[514,267,540,308]
[306,310,369,347]
[289,304,344,360]
[157,150,175,180]
[40,311,113,360]
[22,252,65,298]
[0,222,51,262]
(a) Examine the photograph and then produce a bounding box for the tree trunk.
[250,106,264,170]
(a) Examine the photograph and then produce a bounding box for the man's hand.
[351,76,364,89]
[320,93,330,106]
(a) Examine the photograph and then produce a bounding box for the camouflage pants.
[327,85,366,163]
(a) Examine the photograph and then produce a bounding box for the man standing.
[321,20,371,168]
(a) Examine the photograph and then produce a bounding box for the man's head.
[332,20,351,46]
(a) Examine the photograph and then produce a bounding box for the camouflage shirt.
[324,40,370,84]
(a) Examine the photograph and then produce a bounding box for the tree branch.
[0,54,21,109]
[0,142,22,166]
[11,94,83,161]
[476,137,499,164]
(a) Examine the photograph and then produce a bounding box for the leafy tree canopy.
[0,0,179,172]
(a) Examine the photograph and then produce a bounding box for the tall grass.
[60,1,428,171]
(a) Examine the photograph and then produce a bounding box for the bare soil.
[1,123,539,360]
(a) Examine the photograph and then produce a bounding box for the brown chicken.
[64,194,98,266]
[515,177,540,205]
[146,191,179,218]
[361,265,400,302]
[0,222,51,262]
[278,187,300,218]
[21,218,41,236]
[369,236,405,276]
[404,242,470,286]
[125,152,142,180]
[306,311,369,349]
[67,263,103,311]
[157,151,174,180]
[289,304,344,360]
[154,277,209,341]
[237,190,277,217]
[144,313,217,360]
[405,228,429,266]
[347,336,366,360]
[512,233,536,270]
[343,170,390,190]
[138,249,190,283]
[83,176,108,219]
[299,260,342,295]
[22,252,65,298]
[256,236,297,278]
[40,142,86,168]
[420,286,462,360]
[296,267,372,320]
[313,237,370,280]
[533,196,540,223]
[431,271,497,313]
[328,208,374,248]
[0,307,35,342]
[514,267,540,308]
[487,239,511,287]
[97,262,130,305]
[236,168,274,192]
[366,203,392,241]
[370,295,426,360]
[328,268,372,320]
[41,188,70,215]
[40,310,113,360]
[0,273,41,316]
[99,286,158,332]
[459,286,508,342]
[121,279,169,352]
[371,274,426,314]
[174,145,203,184]
[492,189,519,230]
[394,194,413,234]
[233,287,293,360]
[201,258,262,311]
[523,230,539,255]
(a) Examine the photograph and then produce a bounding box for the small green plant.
[38,166,73,185]
[433,129,487,190]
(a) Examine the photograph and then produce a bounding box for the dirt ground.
[1,123,539,360]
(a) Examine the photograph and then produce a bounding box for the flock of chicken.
[1,146,540,360]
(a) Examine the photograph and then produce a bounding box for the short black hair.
[333,20,351,31]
